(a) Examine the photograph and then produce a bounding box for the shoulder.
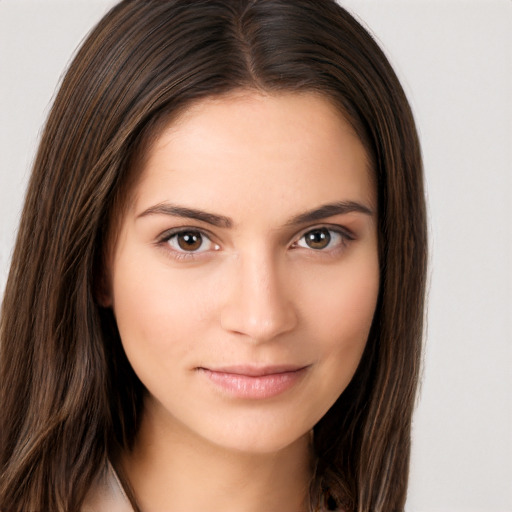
[81,462,133,512]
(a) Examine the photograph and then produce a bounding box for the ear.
[95,282,113,308]
[94,259,113,308]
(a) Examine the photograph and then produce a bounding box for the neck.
[121,398,312,512]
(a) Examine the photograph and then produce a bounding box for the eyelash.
[292,225,354,253]
[156,227,220,261]
[156,225,355,261]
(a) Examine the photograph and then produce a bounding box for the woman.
[0,1,427,511]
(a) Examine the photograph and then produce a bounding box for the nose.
[220,251,298,343]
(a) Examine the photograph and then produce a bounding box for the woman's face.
[106,91,379,454]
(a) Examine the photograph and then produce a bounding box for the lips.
[197,365,309,399]
[202,364,307,377]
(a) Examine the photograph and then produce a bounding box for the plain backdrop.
[1,1,511,511]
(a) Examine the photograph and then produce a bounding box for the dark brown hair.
[0,1,427,511]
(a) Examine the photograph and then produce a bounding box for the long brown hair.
[0,1,427,511]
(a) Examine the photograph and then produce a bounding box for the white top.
[81,462,133,512]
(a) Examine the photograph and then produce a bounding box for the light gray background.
[1,1,511,511]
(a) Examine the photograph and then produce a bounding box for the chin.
[181,402,319,456]
[206,425,311,456]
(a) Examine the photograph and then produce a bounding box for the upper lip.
[198,364,308,377]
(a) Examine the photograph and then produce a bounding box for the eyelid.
[288,224,356,255]
[156,226,220,258]
[157,225,216,242]
[292,223,355,243]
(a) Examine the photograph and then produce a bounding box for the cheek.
[307,253,379,335]
[302,255,379,388]
[110,253,219,375]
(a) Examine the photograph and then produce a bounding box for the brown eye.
[303,228,331,249]
[164,229,219,257]
[295,227,348,252]
[176,231,203,251]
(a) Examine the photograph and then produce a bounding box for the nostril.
[219,287,298,342]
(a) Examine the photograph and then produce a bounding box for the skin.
[104,91,379,512]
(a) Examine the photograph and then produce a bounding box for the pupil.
[177,232,202,251]
[306,229,330,249]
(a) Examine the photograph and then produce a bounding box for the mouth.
[196,364,309,399]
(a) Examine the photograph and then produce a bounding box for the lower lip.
[199,368,307,399]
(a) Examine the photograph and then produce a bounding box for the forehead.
[130,91,375,221]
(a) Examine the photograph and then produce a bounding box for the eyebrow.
[137,200,373,228]
[286,201,374,226]
[137,203,233,228]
